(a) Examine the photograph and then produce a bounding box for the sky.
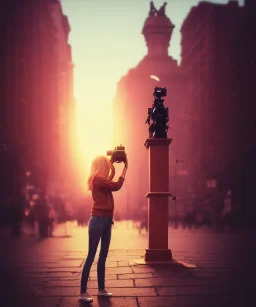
[60,0,244,178]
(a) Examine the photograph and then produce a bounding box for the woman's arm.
[108,164,115,181]
[120,166,127,180]
[120,154,128,180]
[94,157,128,191]
[94,176,124,191]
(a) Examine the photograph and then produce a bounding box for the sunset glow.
[60,0,244,181]
[75,86,114,177]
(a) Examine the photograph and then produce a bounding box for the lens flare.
[150,75,160,81]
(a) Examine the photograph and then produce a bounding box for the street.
[1,222,256,307]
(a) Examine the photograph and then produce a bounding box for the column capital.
[144,138,173,149]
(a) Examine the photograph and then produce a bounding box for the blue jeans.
[80,215,113,293]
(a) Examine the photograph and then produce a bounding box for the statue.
[145,87,169,138]
[158,2,167,16]
[148,1,168,17]
[149,1,157,16]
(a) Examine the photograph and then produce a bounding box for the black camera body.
[106,144,126,163]
[145,86,169,138]
[153,86,167,99]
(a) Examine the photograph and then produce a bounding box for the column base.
[144,248,172,262]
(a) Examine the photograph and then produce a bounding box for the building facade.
[180,0,255,223]
[47,0,76,194]
[0,0,74,202]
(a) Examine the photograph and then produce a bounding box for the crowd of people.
[131,197,233,233]
[7,179,234,238]
[8,186,93,238]
[168,201,233,232]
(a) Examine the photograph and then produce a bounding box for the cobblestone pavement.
[1,223,256,307]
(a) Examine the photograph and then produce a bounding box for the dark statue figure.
[149,1,157,16]
[145,87,169,138]
[158,2,167,16]
[148,1,168,17]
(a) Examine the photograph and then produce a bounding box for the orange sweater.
[91,175,125,218]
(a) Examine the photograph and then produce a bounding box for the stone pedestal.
[144,138,173,262]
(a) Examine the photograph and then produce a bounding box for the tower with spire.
[112,2,186,220]
[143,2,175,59]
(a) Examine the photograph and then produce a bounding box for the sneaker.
[79,291,93,302]
[97,289,112,297]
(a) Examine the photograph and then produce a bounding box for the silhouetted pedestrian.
[10,196,25,237]
[47,204,56,236]
[139,205,148,234]
[37,191,49,238]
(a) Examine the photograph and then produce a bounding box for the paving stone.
[138,295,244,307]
[61,257,85,260]
[153,271,178,278]
[153,277,226,286]
[41,286,156,297]
[204,267,243,273]
[22,267,82,272]
[46,280,81,287]
[60,250,86,254]
[17,260,83,268]
[157,286,234,296]
[88,261,118,268]
[3,227,254,307]
[105,261,118,268]
[132,264,188,275]
[23,296,62,307]
[188,271,215,278]
[138,296,178,307]
[90,266,133,275]
[107,256,143,261]
[46,279,133,288]
[131,266,154,273]
[58,260,84,267]
[135,278,173,287]
[126,250,145,254]
[89,274,118,280]
[21,285,43,296]
[118,260,130,266]
[118,273,153,279]
[59,296,138,307]
[22,277,51,286]
[22,271,80,278]
[60,254,86,258]
[153,268,200,279]
[25,257,63,263]
[196,263,235,268]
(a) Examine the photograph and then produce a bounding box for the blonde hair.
[87,155,111,190]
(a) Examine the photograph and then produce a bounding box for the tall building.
[47,0,76,193]
[0,0,74,201]
[112,4,185,219]
[180,0,255,223]
[237,0,256,224]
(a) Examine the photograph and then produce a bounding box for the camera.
[153,86,167,99]
[106,144,126,163]
[145,86,169,138]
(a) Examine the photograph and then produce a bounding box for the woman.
[79,154,128,302]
